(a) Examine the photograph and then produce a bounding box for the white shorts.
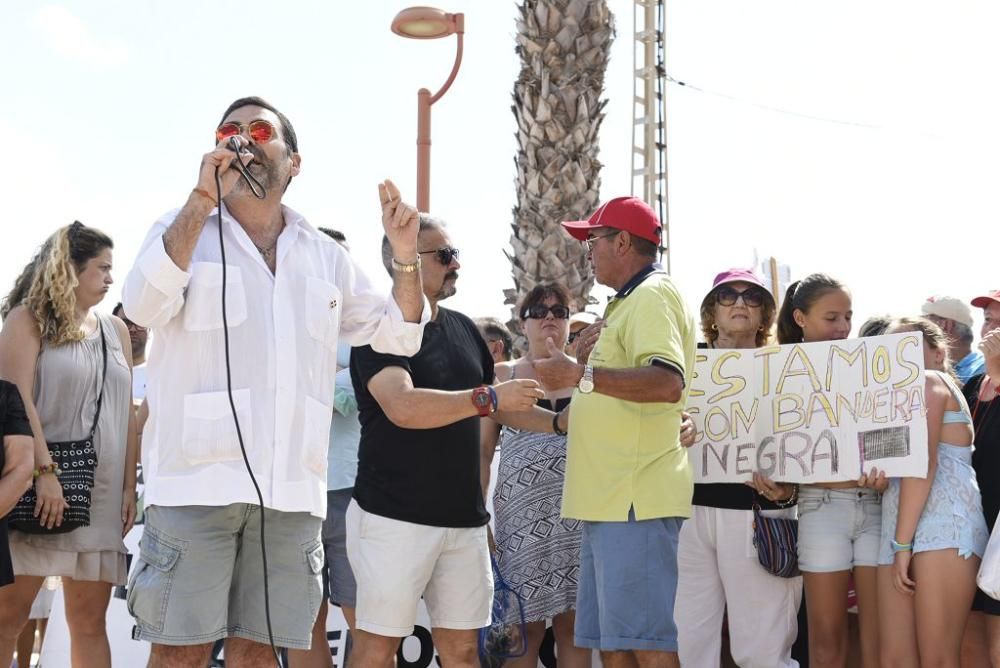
[346,499,493,637]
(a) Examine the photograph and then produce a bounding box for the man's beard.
[434,272,458,301]
[232,146,284,195]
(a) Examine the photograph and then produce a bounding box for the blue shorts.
[574,509,683,652]
[797,486,881,573]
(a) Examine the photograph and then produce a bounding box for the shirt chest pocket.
[305,277,341,352]
[183,262,248,332]
[590,323,622,366]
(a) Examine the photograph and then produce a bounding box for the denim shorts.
[575,508,683,652]
[797,487,881,573]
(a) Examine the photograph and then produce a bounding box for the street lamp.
[391,6,465,213]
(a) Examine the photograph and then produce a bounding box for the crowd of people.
[0,95,999,668]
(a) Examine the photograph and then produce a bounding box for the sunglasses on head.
[418,246,460,265]
[215,119,278,145]
[523,304,570,320]
[715,286,766,308]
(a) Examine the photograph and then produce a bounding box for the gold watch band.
[391,256,421,273]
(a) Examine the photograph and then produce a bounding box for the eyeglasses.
[523,304,570,320]
[585,231,620,251]
[215,119,278,145]
[715,286,766,308]
[418,246,460,265]
[567,330,583,344]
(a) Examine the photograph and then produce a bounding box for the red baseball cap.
[562,197,662,245]
[972,289,1000,308]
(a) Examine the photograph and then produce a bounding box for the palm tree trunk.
[506,0,615,350]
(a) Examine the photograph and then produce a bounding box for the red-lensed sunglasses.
[215,119,277,145]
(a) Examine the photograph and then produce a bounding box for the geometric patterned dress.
[493,397,582,624]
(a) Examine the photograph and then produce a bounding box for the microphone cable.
[214,141,281,666]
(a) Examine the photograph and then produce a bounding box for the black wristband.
[552,412,567,436]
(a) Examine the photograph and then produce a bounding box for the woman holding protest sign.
[676,268,803,667]
[876,317,987,666]
[774,273,885,668]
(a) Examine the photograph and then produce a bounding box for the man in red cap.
[534,196,696,668]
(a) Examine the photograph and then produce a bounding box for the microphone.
[226,137,266,199]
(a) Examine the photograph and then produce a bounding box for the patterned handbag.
[9,321,107,534]
[751,500,800,578]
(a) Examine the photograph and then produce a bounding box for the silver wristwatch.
[578,364,595,394]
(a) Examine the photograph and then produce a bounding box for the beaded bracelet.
[774,484,799,508]
[33,463,62,479]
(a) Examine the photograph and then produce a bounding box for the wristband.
[891,539,913,553]
[191,187,218,206]
[552,412,567,436]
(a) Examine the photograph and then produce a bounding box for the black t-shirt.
[351,307,494,528]
[1,379,33,587]
[692,342,784,511]
[967,374,1000,529]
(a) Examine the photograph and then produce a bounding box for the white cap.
[921,296,974,328]
[569,311,599,328]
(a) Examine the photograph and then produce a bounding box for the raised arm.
[378,180,424,324]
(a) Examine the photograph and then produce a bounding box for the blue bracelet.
[486,386,498,413]
[891,539,913,553]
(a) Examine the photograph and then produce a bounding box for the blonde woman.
[0,222,137,668]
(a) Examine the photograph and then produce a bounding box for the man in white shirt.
[122,96,427,667]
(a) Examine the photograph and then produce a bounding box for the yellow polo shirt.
[562,269,696,522]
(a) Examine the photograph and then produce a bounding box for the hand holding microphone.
[194,135,265,204]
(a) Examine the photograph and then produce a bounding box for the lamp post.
[391,6,464,213]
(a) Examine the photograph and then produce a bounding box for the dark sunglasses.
[216,119,278,145]
[715,286,766,308]
[567,330,582,344]
[523,304,570,320]
[418,246,460,265]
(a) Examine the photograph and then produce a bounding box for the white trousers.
[676,505,802,668]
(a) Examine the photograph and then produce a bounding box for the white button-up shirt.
[123,205,428,518]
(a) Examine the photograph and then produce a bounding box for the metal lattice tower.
[630,0,669,272]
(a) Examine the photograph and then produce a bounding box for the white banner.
[687,333,929,483]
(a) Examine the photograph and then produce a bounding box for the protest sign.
[686,332,929,483]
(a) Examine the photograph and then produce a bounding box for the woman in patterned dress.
[481,283,590,668]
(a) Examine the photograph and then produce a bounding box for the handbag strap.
[87,318,109,440]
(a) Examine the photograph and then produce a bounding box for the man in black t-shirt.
[0,379,34,588]
[348,216,566,668]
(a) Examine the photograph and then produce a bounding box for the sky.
[1,0,998,336]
